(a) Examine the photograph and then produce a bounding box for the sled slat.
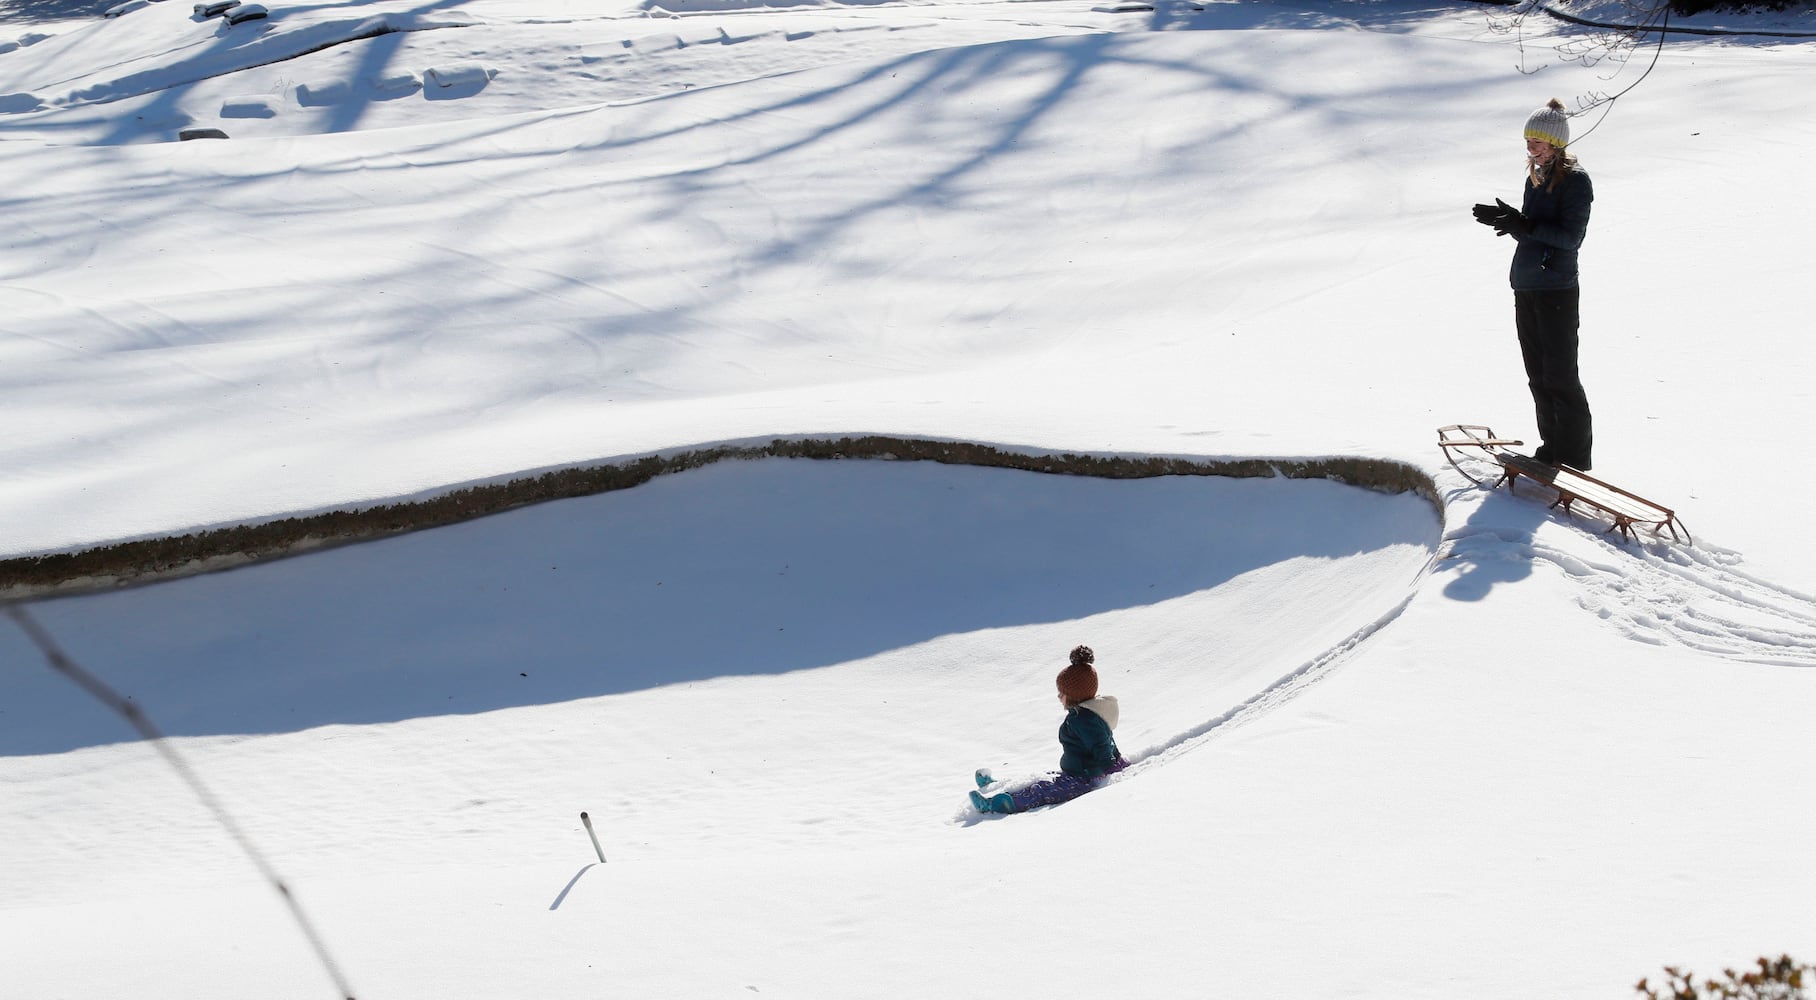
[1437,424,1687,544]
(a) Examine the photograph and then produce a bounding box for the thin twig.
[4,603,360,1000]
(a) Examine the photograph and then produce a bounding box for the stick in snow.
[581,811,606,863]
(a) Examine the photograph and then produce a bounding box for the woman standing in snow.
[1473,98,1595,470]
[971,645,1128,814]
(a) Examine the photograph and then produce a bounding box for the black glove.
[1471,198,1533,236]
[1488,197,1534,237]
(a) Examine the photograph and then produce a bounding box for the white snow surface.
[3,0,1816,996]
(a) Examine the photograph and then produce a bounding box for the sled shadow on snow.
[0,453,1439,756]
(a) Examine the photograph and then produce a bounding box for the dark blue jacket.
[1510,166,1593,291]
[1058,701,1121,778]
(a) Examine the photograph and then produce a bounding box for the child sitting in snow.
[971,645,1129,814]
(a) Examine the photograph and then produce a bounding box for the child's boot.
[974,768,995,789]
[969,790,1015,814]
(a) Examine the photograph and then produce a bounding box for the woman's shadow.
[1441,478,1551,602]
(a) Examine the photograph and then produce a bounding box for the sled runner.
[1438,424,1688,544]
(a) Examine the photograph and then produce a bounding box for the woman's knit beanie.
[1056,645,1099,705]
[1524,98,1570,148]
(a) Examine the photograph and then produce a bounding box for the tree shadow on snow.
[0,23,1516,475]
[0,0,92,24]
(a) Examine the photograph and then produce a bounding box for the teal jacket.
[1058,697,1122,778]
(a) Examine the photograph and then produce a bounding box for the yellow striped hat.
[1524,99,1570,148]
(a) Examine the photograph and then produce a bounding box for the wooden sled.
[1438,424,1689,544]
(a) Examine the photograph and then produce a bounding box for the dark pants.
[1006,757,1129,812]
[1514,287,1593,468]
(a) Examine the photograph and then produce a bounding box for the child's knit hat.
[1524,98,1570,148]
[1056,645,1099,705]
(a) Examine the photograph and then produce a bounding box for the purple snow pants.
[1007,757,1129,812]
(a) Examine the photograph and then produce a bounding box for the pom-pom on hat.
[1524,98,1570,148]
[1056,645,1099,705]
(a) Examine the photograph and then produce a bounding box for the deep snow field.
[3,0,1815,997]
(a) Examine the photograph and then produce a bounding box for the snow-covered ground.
[3,0,1814,996]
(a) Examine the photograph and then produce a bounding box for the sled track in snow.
[1435,453,1816,669]
[1115,590,1421,779]
[1115,463,1816,790]
[1448,526,1816,668]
